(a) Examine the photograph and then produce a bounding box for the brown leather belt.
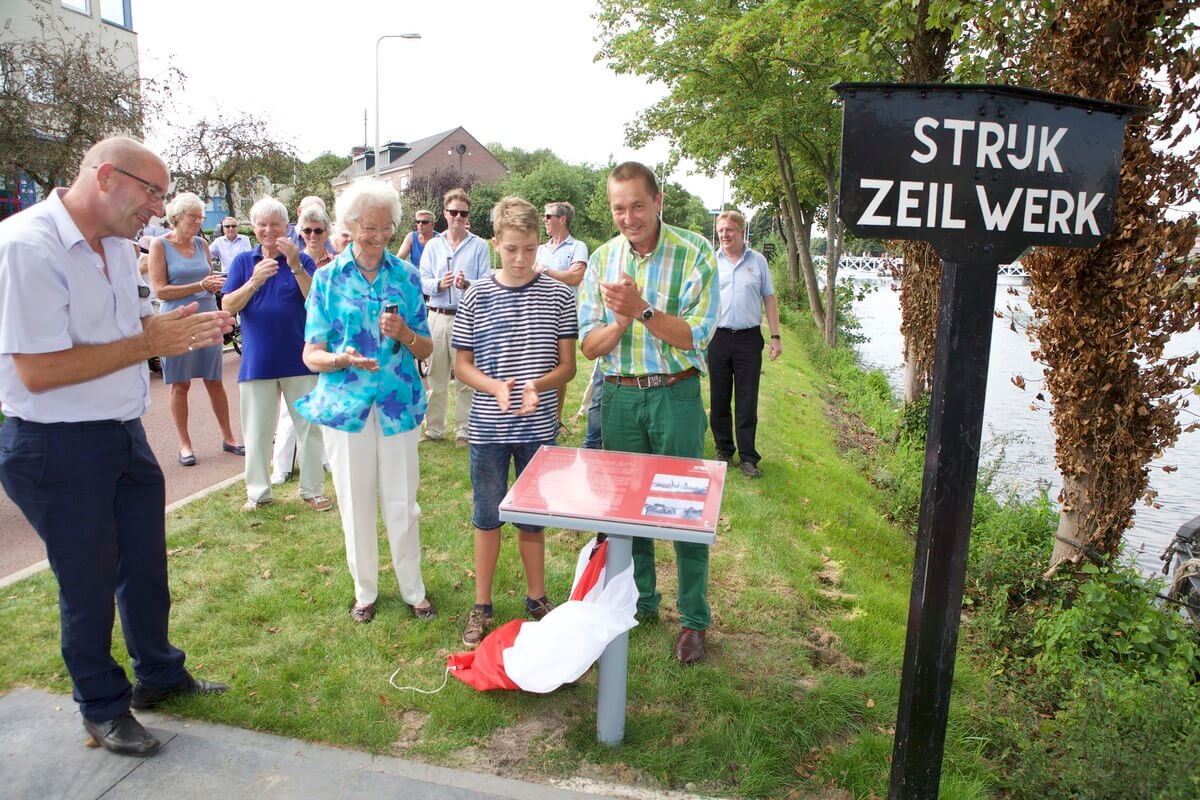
[604,366,698,389]
[427,306,456,315]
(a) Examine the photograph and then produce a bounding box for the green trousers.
[601,374,711,630]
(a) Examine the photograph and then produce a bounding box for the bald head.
[77,136,167,183]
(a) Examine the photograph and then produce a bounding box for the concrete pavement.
[0,351,249,581]
[0,688,617,800]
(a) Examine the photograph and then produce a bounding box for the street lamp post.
[375,33,422,178]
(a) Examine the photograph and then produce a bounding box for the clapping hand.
[201,273,226,293]
[492,377,516,412]
[250,257,279,288]
[339,346,379,372]
[515,381,540,415]
[144,302,232,356]
[275,236,300,266]
[599,274,643,325]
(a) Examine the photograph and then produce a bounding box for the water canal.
[849,276,1199,575]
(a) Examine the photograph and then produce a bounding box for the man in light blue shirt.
[418,187,491,444]
[536,201,589,434]
[709,210,781,478]
[209,216,251,268]
[0,137,231,757]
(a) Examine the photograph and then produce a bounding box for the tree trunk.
[821,171,842,347]
[774,200,801,299]
[773,135,825,332]
[1047,474,1089,573]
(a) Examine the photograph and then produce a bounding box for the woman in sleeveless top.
[395,208,437,269]
[147,192,243,466]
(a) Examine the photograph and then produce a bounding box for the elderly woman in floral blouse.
[297,180,435,624]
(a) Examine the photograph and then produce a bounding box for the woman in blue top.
[147,192,242,466]
[298,181,436,624]
[395,208,437,276]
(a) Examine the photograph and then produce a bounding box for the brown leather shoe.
[674,627,706,666]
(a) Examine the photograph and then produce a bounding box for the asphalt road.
[1,351,248,581]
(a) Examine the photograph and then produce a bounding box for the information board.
[499,446,725,543]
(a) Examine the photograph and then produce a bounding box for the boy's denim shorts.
[469,439,554,532]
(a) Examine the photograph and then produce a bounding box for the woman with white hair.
[221,196,331,513]
[148,192,241,465]
[298,180,435,624]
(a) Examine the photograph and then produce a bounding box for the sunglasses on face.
[416,219,433,225]
[544,214,562,220]
[445,208,469,218]
[222,224,238,228]
[301,227,326,235]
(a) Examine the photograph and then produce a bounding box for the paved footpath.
[0,688,610,800]
[1,352,249,582]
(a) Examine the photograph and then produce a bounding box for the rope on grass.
[389,665,452,694]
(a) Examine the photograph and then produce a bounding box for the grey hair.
[546,201,575,227]
[298,205,331,228]
[249,196,289,225]
[164,192,205,226]
[335,181,403,228]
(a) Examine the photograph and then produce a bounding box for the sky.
[133,0,730,210]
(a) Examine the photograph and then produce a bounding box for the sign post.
[833,82,1143,799]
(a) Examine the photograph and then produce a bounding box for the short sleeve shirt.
[224,246,317,382]
[451,274,577,444]
[578,223,719,377]
[0,189,152,422]
[296,247,429,435]
[536,236,589,296]
[716,247,775,330]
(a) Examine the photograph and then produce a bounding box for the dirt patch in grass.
[389,709,430,753]
[453,709,569,776]
[802,627,865,676]
[824,401,880,458]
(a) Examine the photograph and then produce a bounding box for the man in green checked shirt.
[579,161,720,666]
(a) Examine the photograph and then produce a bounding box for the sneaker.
[462,605,493,648]
[242,497,274,512]
[455,437,469,448]
[303,495,334,512]
[270,471,291,486]
[525,595,555,621]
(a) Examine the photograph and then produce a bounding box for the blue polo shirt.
[716,247,774,330]
[225,246,317,382]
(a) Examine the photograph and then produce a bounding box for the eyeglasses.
[96,164,167,204]
[445,208,469,218]
[301,227,326,235]
[356,222,396,237]
[222,224,238,229]
[544,213,562,220]
[415,219,433,225]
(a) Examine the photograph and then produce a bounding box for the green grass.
[0,330,997,799]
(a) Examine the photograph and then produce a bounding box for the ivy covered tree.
[0,4,178,194]
[987,0,1200,568]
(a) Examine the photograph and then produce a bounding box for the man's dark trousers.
[0,417,187,722]
[708,326,763,465]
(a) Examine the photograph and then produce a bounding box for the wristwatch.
[639,305,655,322]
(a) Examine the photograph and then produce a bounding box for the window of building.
[100,0,131,28]
[61,0,90,15]
[399,175,409,191]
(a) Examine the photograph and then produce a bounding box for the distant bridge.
[815,255,1029,280]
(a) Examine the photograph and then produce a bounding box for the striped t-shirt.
[451,273,578,444]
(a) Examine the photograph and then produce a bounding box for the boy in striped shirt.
[451,196,578,647]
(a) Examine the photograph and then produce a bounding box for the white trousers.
[323,409,426,607]
[240,376,322,502]
[425,310,473,439]
[273,401,328,476]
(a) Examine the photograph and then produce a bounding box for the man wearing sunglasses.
[536,201,589,436]
[0,136,232,757]
[209,216,251,270]
[397,209,439,270]
[418,188,491,446]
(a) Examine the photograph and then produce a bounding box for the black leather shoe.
[82,712,161,756]
[131,673,228,710]
[674,627,707,666]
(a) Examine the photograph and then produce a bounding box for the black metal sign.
[832,82,1144,800]
[835,83,1140,263]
